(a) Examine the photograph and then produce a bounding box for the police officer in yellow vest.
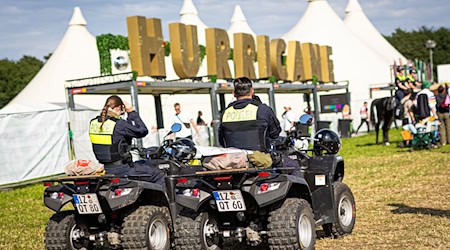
[395,66,409,104]
[219,77,281,151]
[89,95,165,185]
[406,69,421,99]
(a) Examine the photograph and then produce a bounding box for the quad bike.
[169,114,356,250]
[43,123,198,250]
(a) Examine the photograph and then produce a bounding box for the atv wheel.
[268,198,315,250]
[44,211,90,250]
[122,205,171,250]
[323,182,356,237]
[174,212,221,250]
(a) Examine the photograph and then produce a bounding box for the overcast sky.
[1,0,449,61]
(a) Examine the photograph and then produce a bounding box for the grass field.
[0,129,449,249]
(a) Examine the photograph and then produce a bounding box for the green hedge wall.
[97,34,129,75]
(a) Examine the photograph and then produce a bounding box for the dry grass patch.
[0,130,449,249]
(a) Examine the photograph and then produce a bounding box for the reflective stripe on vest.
[222,104,258,123]
[397,74,406,81]
[89,119,116,145]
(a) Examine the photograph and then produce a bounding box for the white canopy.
[179,0,209,45]
[227,5,256,48]
[282,0,391,100]
[344,0,407,64]
[1,7,100,113]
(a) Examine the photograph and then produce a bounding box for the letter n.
[319,45,334,82]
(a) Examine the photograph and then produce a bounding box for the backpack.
[416,94,431,119]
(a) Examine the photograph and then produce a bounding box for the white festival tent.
[282,0,392,125]
[179,0,209,45]
[227,5,257,48]
[0,6,212,185]
[0,7,102,185]
[344,0,407,64]
[1,7,100,112]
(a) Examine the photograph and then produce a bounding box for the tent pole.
[210,83,220,146]
[154,95,164,129]
[268,84,276,116]
[130,80,142,148]
[219,93,226,114]
[312,86,320,130]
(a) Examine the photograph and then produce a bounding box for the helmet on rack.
[171,138,196,162]
[313,129,341,154]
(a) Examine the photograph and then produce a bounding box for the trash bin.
[316,120,332,131]
[338,119,352,138]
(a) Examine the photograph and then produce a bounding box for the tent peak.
[180,0,198,15]
[231,5,247,23]
[345,0,363,13]
[69,7,87,26]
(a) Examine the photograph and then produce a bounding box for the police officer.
[395,66,409,103]
[406,69,421,99]
[218,77,281,151]
[89,95,165,185]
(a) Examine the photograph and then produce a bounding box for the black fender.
[333,155,345,182]
[104,181,167,211]
[242,174,312,208]
[303,155,344,225]
[175,190,212,212]
[43,185,73,212]
[308,154,344,183]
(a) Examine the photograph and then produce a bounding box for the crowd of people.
[394,66,450,146]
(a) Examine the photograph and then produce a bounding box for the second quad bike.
[169,114,356,250]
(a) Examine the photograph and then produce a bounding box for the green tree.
[385,26,450,79]
[0,56,44,109]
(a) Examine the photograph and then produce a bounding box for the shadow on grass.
[388,203,450,219]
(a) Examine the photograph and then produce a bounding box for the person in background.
[281,106,297,135]
[197,110,206,126]
[342,104,352,119]
[435,85,450,145]
[395,66,409,104]
[89,95,165,185]
[355,102,370,134]
[173,103,199,140]
[407,69,421,99]
[401,89,416,125]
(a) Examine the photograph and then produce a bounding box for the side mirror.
[171,123,182,133]
[299,114,314,126]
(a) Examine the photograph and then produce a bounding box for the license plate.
[213,190,246,212]
[73,194,103,214]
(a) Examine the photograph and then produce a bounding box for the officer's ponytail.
[100,105,109,130]
[100,95,124,130]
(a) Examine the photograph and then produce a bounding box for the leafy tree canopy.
[385,26,450,66]
[0,56,44,109]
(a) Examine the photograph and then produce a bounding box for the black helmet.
[171,138,196,162]
[314,129,341,154]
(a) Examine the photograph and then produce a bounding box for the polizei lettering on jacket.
[222,105,258,123]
